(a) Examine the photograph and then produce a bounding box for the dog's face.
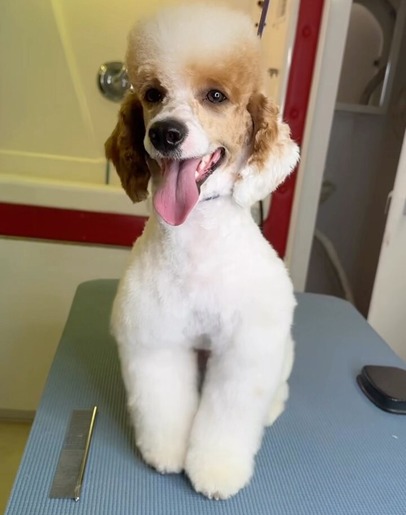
[105,5,299,226]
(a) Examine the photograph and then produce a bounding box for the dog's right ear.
[105,93,150,202]
[233,93,299,207]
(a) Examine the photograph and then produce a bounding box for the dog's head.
[105,4,299,225]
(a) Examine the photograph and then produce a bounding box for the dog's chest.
[169,245,240,306]
[182,301,238,351]
[152,238,240,343]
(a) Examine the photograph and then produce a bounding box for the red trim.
[0,202,146,247]
[263,0,325,257]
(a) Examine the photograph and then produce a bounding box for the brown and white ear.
[105,93,150,202]
[233,93,299,207]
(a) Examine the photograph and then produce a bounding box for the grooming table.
[6,280,406,514]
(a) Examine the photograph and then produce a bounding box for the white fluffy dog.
[106,4,299,500]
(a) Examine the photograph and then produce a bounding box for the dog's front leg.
[121,346,199,473]
[185,330,287,499]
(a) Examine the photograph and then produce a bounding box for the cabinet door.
[368,129,406,361]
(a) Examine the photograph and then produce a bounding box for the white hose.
[314,229,356,305]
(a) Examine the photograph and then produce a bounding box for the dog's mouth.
[195,147,225,187]
[153,147,225,226]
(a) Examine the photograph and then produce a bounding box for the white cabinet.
[369,130,406,361]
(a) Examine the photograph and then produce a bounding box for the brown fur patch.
[132,68,167,100]
[105,94,150,202]
[186,48,260,105]
[183,50,261,169]
[247,93,279,170]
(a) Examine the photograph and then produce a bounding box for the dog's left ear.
[105,93,150,202]
[233,93,299,207]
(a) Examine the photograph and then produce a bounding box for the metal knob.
[97,61,131,102]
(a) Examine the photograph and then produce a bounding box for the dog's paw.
[140,442,186,474]
[185,446,254,500]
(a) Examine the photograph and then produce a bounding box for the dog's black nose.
[148,119,187,154]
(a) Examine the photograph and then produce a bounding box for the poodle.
[105,3,299,500]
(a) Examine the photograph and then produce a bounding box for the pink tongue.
[153,158,201,225]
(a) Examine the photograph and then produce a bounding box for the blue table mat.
[6,280,406,514]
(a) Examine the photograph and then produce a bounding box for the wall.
[368,130,406,361]
[354,18,406,313]
[0,239,130,412]
[0,0,175,183]
[307,110,387,308]
[258,0,299,109]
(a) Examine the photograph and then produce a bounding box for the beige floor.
[0,421,32,514]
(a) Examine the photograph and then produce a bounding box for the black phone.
[357,365,406,414]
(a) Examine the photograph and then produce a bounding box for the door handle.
[97,61,131,102]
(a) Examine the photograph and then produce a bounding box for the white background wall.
[368,130,406,361]
[0,0,172,182]
[0,239,130,412]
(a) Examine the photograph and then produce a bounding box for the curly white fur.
[109,3,299,500]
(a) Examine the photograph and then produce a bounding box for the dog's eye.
[144,88,164,103]
[206,90,227,104]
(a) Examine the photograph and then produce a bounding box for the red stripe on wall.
[0,202,146,247]
[263,0,325,257]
